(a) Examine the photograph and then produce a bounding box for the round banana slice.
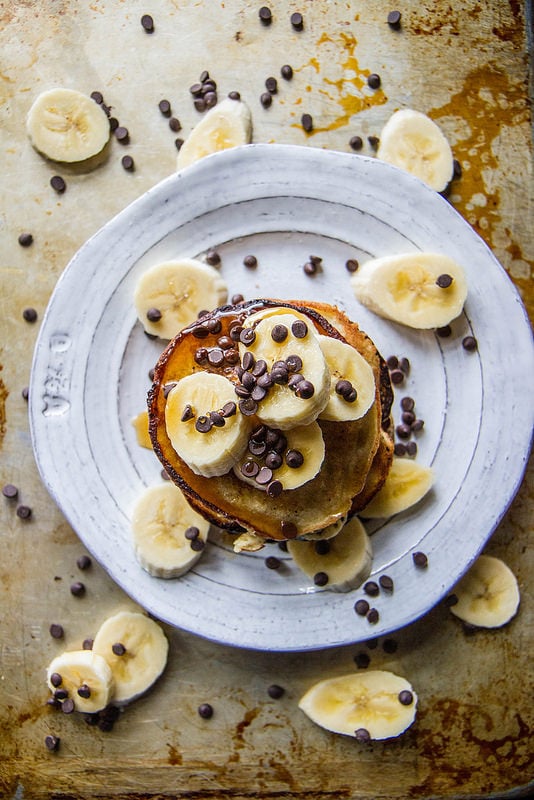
[233,420,325,492]
[299,670,417,740]
[26,87,111,163]
[92,611,168,706]
[131,483,210,578]
[165,372,252,477]
[377,108,453,191]
[134,258,228,339]
[238,313,330,429]
[449,555,520,628]
[131,410,152,449]
[317,335,376,422]
[288,516,372,592]
[46,650,114,713]
[360,457,433,519]
[350,252,468,329]
[177,96,252,170]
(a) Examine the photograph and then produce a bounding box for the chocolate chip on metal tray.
[121,155,135,171]
[22,307,38,323]
[265,76,278,94]
[258,6,272,25]
[50,175,66,193]
[301,113,313,133]
[82,638,94,650]
[354,598,369,616]
[436,324,452,337]
[363,581,379,597]
[265,555,281,569]
[345,258,359,272]
[141,14,154,32]
[281,64,293,80]
[290,11,304,30]
[16,504,32,519]
[260,91,273,108]
[367,135,380,149]
[412,551,428,568]
[228,91,241,100]
[198,702,214,718]
[462,335,478,351]
[366,608,379,624]
[158,99,171,116]
[145,306,162,322]
[267,684,285,699]
[379,575,394,592]
[90,90,104,104]
[70,581,85,597]
[243,254,258,269]
[49,623,64,639]
[436,273,454,288]
[387,10,402,29]
[313,571,329,587]
[349,136,363,151]
[367,73,381,89]
[114,126,130,144]
[76,555,92,570]
[18,232,33,247]
[174,137,184,150]
[2,483,18,499]
[205,249,221,266]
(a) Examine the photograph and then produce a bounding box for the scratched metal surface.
[0,1,532,798]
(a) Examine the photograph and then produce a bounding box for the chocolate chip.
[400,396,415,411]
[412,551,428,568]
[141,14,154,32]
[382,638,398,653]
[363,581,379,597]
[288,321,307,340]
[121,155,135,171]
[50,175,66,193]
[265,555,281,569]
[398,690,414,706]
[267,480,283,498]
[265,76,278,94]
[114,126,130,144]
[394,443,407,456]
[18,232,33,247]
[241,460,260,478]
[285,354,303,373]
[285,449,304,468]
[280,520,298,538]
[2,484,18,499]
[209,411,226,427]
[50,672,62,687]
[406,441,417,456]
[314,539,330,555]
[313,571,329,586]
[243,254,257,269]
[158,99,171,116]
[185,526,200,541]
[259,6,272,24]
[278,540,288,552]
[366,607,379,624]
[436,324,452,337]
[228,91,241,100]
[22,307,38,323]
[290,11,303,30]
[16,504,32,519]
[198,702,213,718]
[281,64,293,80]
[169,116,181,132]
[249,438,266,457]
[239,398,259,416]
[402,410,415,424]
[256,466,273,485]
[112,642,126,656]
[62,698,75,714]
[190,537,205,552]
[231,293,245,304]
[195,415,213,433]
[260,91,273,108]
[354,727,371,742]
[54,688,68,700]
[445,593,458,607]
[77,684,91,698]
[349,136,363,151]
[108,117,119,131]
[239,327,256,346]
[82,638,94,650]
[146,307,162,323]
[354,652,370,668]
[221,401,237,417]
[389,369,405,385]
[345,258,359,273]
[462,335,477,351]
[207,348,225,367]
[379,575,394,592]
[205,249,221,266]
[367,135,380,149]
[411,419,424,432]
[453,158,463,179]
[301,113,313,133]
[45,734,60,751]
[267,684,285,699]
[335,378,353,397]
[399,357,410,374]
[76,555,92,570]
[271,323,288,343]
[387,10,402,28]
[70,581,85,597]
[396,423,411,439]
[436,273,453,288]
[174,137,184,150]
[367,73,381,89]
[295,380,314,399]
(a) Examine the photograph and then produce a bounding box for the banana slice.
[238,313,330,429]
[46,650,114,713]
[134,258,228,340]
[234,420,325,492]
[350,252,468,329]
[132,410,152,449]
[377,108,453,191]
[26,87,110,163]
[131,483,210,578]
[288,516,372,592]
[299,670,417,740]
[317,335,376,422]
[92,611,168,706]
[165,372,252,477]
[449,555,520,628]
[177,96,252,170]
[360,457,433,518]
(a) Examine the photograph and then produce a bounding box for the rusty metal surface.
[0,1,532,798]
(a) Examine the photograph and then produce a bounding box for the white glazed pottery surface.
[29,144,534,651]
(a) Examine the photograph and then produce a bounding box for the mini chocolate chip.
[198,702,213,718]
[228,91,241,100]
[70,581,85,597]
[242,351,255,371]
[78,684,91,698]
[121,155,135,171]
[265,555,281,569]
[242,370,257,390]
[453,158,463,178]
[401,411,416,426]
[291,320,308,338]
[209,411,226,427]
[240,327,256,345]
[62,698,75,714]
[398,690,414,706]
[76,555,92,570]
[290,11,303,30]
[412,551,428,568]
[366,607,379,624]
[45,734,60,751]
[349,136,363,151]
[379,575,394,592]
[141,14,154,32]
[252,359,267,377]
[50,175,66,193]
[436,324,453,337]
[221,401,237,417]
[205,249,221,266]
[354,727,371,742]
[394,443,407,456]
[256,466,273,485]
[54,688,68,700]
[158,99,171,116]
[314,539,330,555]
[345,258,359,272]
[278,540,288,552]
[462,335,478,351]
[271,324,288,343]
[259,6,272,25]
[281,64,293,80]
[2,484,18,499]
[23,307,38,323]
[285,449,304,468]
[411,419,424,432]
[406,441,417,456]
[241,460,260,478]
[16,504,32,519]
[146,307,162,323]
[112,642,126,656]
[231,293,245,304]
[49,623,64,639]
[18,232,33,247]
[354,652,370,668]
[195,415,213,433]
[436,273,453,288]
[396,423,411,439]
[295,380,314,399]
[335,378,353,397]
[50,672,62,687]
[267,479,283,498]
[83,638,94,650]
[401,396,415,411]
[267,684,285,699]
[445,593,459,607]
[367,73,381,89]
[367,135,380,149]
[114,126,130,143]
[285,354,303,373]
[260,91,273,108]
[249,438,266,456]
[21,387,29,399]
[313,571,329,587]
[169,116,181,132]
[190,537,205,552]
[303,261,317,277]
[301,113,313,132]
[240,398,259,416]
[399,357,410,374]
[265,76,278,94]
[386,355,399,369]
[280,520,298,538]
[91,90,104,104]
[108,117,119,131]
[174,137,184,150]
[192,324,209,339]
[390,369,405,385]
[185,526,200,541]
[363,581,379,597]
[387,10,402,28]
[181,405,195,422]
[207,348,225,367]
[383,638,398,653]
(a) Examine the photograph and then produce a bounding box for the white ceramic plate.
[30,144,533,651]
